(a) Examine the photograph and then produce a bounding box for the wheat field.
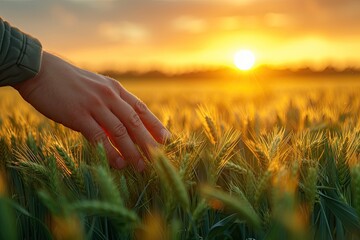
[1,76,360,240]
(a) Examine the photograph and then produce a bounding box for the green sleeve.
[0,18,43,86]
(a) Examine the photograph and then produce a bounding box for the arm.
[1,18,170,171]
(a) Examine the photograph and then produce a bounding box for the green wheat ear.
[201,185,261,229]
[55,145,86,196]
[254,169,273,208]
[94,166,123,206]
[69,200,139,224]
[224,161,248,175]
[192,198,208,224]
[119,174,130,204]
[303,166,318,213]
[153,150,190,212]
[335,137,351,189]
[96,143,109,168]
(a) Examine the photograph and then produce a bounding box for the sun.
[234,49,256,71]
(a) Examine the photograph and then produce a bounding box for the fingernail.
[137,159,146,172]
[161,129,172,143]
[116,157,127,169]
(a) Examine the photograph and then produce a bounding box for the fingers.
[79,117,128,170]
[93,108,147,171]
[116,84,171,143]
[109,98,158,158]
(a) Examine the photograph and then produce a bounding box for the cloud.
[98,21,149,43]
[264,13,294,28]
[172,16,207,33]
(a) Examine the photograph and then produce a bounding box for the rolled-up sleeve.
[0,18,42,86]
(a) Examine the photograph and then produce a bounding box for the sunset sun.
[234,49,256,71]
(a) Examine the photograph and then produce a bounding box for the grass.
[0,77,360,240]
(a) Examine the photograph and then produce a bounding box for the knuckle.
[115,84,126,97]
[113,122,128,139]
[110,78,122,90]
[135,99,148,114]
[129,112,142,127]
[98,83,117,98]
[91,130,107,143]
[151,118,162,128]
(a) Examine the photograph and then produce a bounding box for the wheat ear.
[154,151,190,211]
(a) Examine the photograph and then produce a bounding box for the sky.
[1,0,360,72]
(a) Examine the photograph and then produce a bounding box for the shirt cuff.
[0,21,43,86]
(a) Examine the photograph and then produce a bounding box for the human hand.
[13,51,170,171]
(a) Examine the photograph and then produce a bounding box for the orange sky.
[2,0,360,72]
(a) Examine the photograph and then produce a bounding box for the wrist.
[12,51,46,98]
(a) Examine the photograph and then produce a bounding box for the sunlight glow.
[234,49,256,71]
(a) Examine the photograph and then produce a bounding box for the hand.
[13,51,170,171]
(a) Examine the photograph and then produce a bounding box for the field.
[1,75,360,240]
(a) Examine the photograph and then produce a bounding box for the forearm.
[0,18,42,86]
